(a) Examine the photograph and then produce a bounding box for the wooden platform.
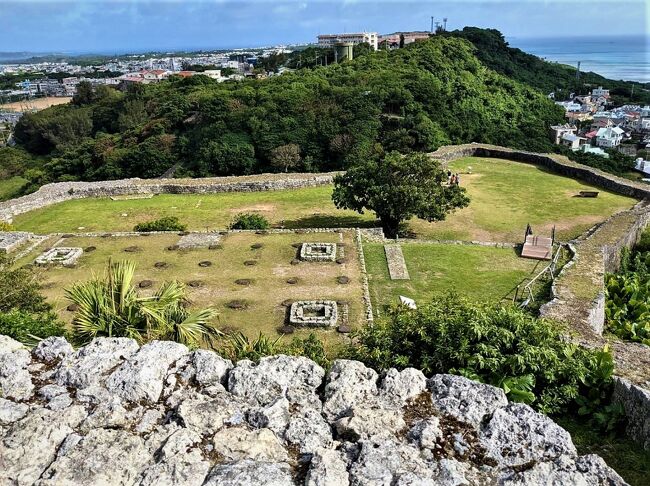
[521,235,552,260]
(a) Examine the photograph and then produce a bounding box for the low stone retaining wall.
[0,172,339,223]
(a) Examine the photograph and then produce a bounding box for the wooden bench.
[578,190,599,198]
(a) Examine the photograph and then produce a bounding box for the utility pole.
[443,18,448,31]
[430,16,434,34]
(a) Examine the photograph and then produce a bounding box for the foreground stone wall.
[0,335,627,485]
[0,172,339,223]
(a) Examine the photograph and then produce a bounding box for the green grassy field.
[9,158,636,242]
[0,176,28,202]
[364,242,542,313]
[19,231,364,350]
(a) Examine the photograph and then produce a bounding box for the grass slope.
[364,242,541,313]
[11,158,635,242]
[0,176,28,202]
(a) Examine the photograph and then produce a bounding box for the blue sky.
[0,0,647,54]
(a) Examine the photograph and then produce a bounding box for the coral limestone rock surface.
[0,336,628,486]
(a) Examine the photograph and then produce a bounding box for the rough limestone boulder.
[0,336,628,486]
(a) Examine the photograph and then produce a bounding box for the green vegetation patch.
[364,242,541,312]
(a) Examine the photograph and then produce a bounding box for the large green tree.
[332,151,469,237]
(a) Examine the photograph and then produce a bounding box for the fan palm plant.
[65,260,220,348]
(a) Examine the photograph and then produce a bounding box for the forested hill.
[447,28,650,105]
[6,35,564,189]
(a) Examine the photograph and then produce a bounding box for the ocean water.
[508,35,649,83]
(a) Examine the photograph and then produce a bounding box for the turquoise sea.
[508,35,649,83]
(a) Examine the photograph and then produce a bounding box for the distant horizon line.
[1,32,647,60]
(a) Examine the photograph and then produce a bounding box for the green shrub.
[347,293,615,415]
[605,273,650,345]
[0,221,15,231]
[133,216,186,232]
[221,331,280,361]
[284,333,331,369]
[0,310,66,346]
[0,254,51,313]
[229,213,270,230]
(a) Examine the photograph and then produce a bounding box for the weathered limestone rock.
[428,374,508,429]
[190,349,233,387]
[323,359,379,420]
[212,426,289,462]
[228,355,324,409]
[204,459,294,486]
[0,337,628,486]
[479,403,577,467]
[380,367,427,406]
[55,337,139,389]
[177,393,248,436]
[37,428,151,485]
[305,448,350,486]
[284,409,334,454]
[499,454,627,485]
[349,435,435,485]
[0,398,29,425]
[0,406,87,485]
[0,348,34,401]
[0,335,24,354]
[334,406,406,440]
[106,340,188,402]
[33,336,74,363]
[139,429,211,486]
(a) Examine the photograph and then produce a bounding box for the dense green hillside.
[6,35,563,190]
[447,28,650,105]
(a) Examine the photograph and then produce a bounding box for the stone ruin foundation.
[176,233,221,249]
[299,242,337,262]
[35,247,83,267]
[0,231,33,253]
[289,300,338,328]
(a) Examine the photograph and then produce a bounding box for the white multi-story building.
[595,126,625,148]
[317,32,379,50]
[591,86,610,98]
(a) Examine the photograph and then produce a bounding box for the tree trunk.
[381,216,400,239]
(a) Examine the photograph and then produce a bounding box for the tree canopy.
[10,34,565,189]
[332,151,470,237]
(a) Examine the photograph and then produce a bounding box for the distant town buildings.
[317,32,379,50]
[378,31,431,48]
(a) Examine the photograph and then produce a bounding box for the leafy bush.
[222,331,280,361]
[284,333,331,369]
[0,254,51,313]
[134,216,187,232]
[0,310,66,346]
[347,294,615,414]
[605,273,650,345]
[229,213,270,230]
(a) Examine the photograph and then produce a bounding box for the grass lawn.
[11,186,378,234]
[364,242,543,314]
[0,176,28,202]
[19,231,364,351]
[10,158,635,242]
